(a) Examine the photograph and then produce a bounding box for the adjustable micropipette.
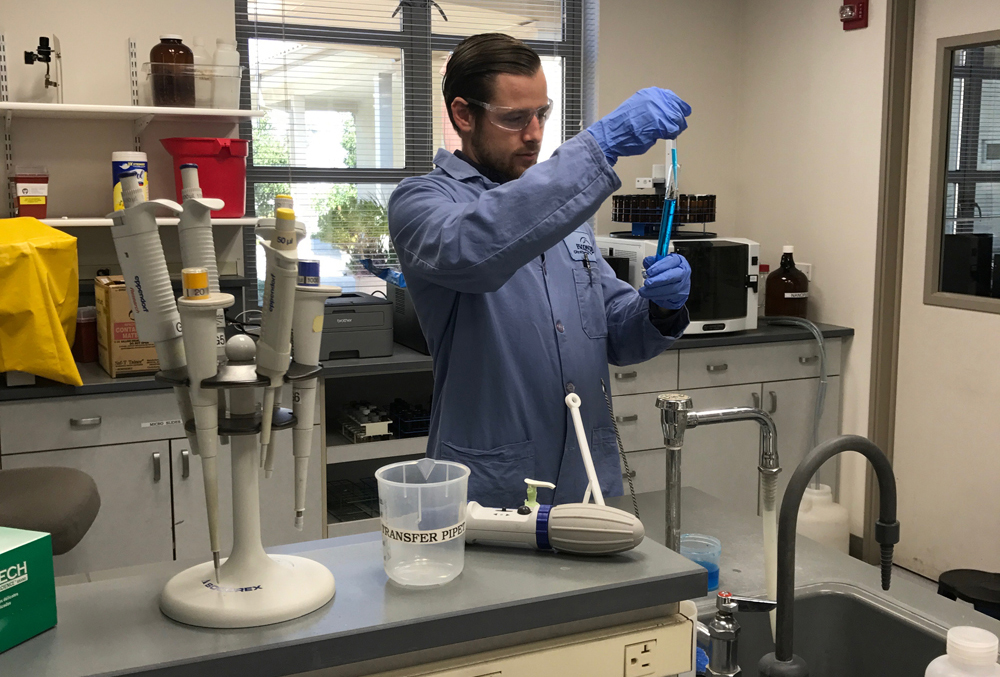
[257,208,299,476]
[109,172,228,580]
[289,267,341,529]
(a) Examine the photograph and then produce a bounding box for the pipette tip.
[212,551,221,583]
[294,511,304,531]
[264,469,273,479]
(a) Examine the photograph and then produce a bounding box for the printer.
[319,292,394,359]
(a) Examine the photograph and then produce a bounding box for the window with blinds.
[938,43,1000,301]
[236,0,585,296]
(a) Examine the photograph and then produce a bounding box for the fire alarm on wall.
[840,1,869,30]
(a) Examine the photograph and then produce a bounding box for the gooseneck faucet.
[656,393,781,551]
[758,434,900,677]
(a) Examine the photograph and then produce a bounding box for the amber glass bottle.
[764,246,809,318]
[150,36,195,107]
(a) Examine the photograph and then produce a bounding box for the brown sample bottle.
[764,245,809,318]
[150,36,195,107]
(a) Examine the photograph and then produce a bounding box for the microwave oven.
[595,236,760,334]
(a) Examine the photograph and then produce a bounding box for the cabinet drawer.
[678,339,841,389]
[609,351,679,396]
[0,391,185,454]
[609,393,664,452]
[621,448,666,494]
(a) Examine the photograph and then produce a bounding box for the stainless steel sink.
[699,584,947,677]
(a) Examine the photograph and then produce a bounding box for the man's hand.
[586,88,692,166]
[639,254,691,310]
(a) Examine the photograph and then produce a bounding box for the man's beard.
[470,125,539,181]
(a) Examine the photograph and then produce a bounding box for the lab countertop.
[0,532,706,677]
[608,489,1000,633]
[0,323,853,402]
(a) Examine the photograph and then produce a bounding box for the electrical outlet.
[624,639,657,677]
[798,262,812,281]
[635,177,654,189]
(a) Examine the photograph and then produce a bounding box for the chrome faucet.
[656,393,781,551]
[697,592,777,677]
[758,434,900,677]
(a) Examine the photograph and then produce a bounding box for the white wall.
[733,1,888,535]
[892,0,1000,578]
[599,0,889,535]
[596,0,742,238]
[2,1,238,218]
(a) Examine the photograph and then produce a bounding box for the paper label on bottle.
[381,520,466,544]
[16,183,48,197]
[784,292,810,299]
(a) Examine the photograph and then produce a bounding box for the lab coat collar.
[433,148,498,186]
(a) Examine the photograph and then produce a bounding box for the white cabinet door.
[171,438,235,562]
[171,427,324,558]
[259,426,324,546]
[3,441,173,576]
[674,384,764,517]
[762,377,842,509]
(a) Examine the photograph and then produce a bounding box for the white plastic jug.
[926,627,1000,677]
[796,484,849,554]
[376,458,469,587]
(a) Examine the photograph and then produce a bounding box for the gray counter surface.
[0,532,705,677]
[0,323,853,402]
[609,488,1000,633]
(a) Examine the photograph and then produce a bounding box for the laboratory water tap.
[697,592,777,677]
[758,434,900,677]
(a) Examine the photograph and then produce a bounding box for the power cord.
[602,378,639,519]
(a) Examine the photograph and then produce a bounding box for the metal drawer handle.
[615,414,639,423]
[70,416,102,428]
[152,452,162,483]
[752,392,761,409]
[706,363,728,373]
[768,391,778,414]
[181,450,190,479]
[614,371,638,381]
[622,470,637,480]
[799,355,819,365]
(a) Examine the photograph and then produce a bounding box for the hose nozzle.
[875,519,900,591]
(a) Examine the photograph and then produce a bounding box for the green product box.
[0,528,57,654]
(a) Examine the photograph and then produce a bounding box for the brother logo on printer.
[0,562,28,593]
[336,318,353,324]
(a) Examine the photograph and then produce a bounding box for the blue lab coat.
[388,131,688,508]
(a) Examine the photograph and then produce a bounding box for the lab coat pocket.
[439,439,534,509]
[573,268,608,339]
[591,427,625,497]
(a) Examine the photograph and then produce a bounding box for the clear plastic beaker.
[680,533,722,591]
[375,458,470,587]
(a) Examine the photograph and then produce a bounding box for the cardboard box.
[0,528,56,654]
[95,276,159,377]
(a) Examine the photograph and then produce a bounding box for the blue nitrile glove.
[586,88,692,166]
[639,254,691,310]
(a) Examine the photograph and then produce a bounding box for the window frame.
[235,0,585,283]
[925,29,1000,314]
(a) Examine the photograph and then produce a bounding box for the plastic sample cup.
[375,459,470,587]
[681,533,722,591]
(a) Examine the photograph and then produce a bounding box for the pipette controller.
[257,207,299,475]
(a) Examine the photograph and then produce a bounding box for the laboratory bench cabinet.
[0,384,323,577]
[0,327,850,572]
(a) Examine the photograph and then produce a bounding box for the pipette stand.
[158,335,335,628]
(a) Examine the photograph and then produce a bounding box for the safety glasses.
[464,98,554,132]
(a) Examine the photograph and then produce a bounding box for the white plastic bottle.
[212,38,241,109]
[192,36,213,108]
[926,627,1000,677]
[796,484,850,554]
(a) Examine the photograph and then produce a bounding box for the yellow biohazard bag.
[0,218,82,386]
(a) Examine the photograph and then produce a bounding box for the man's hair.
[443,33,542,132]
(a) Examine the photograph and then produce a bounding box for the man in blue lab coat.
[388,33,692,508]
